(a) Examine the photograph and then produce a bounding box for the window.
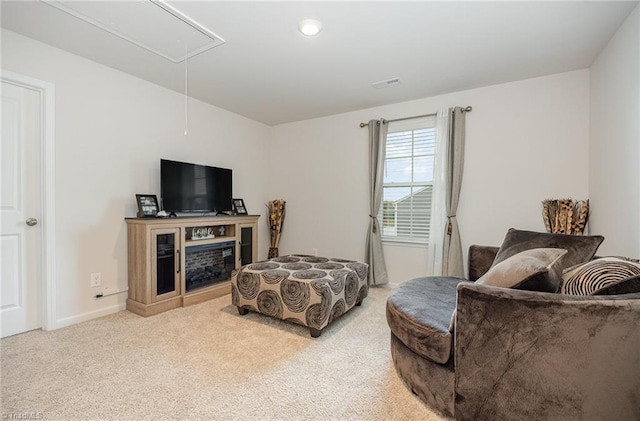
[379,116,436,244]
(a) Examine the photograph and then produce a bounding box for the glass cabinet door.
[151,228,181,301]
[240,225,254,266]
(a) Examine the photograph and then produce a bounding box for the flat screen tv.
[160,159,232,214]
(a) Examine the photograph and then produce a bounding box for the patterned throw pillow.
[560,257,640,295]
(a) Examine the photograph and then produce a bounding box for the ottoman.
[230,255,369,337]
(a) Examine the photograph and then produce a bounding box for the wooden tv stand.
[125,215,259,317]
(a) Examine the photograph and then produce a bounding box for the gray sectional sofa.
[386,230,640,420]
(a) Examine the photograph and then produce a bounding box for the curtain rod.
[359,106,472,127]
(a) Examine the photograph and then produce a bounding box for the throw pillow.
[560,257,640,295]
[596,277,640,295]
[492,228,604,270]
[476,248,567,292]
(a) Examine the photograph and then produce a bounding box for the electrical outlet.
[90,272,101,287]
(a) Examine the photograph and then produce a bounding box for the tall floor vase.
[268,247,279,259]
[267,199,286,260]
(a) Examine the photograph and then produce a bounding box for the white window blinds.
[379,116,436,244]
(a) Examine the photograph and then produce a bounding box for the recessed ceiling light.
[298,19,322,36]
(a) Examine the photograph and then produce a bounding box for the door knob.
[26,218,38,226]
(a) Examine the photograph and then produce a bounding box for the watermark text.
[1,412,44,420]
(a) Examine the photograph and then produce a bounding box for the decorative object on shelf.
[233,198,248,215]
[542,198,589,235]
[267,198,286,258]
[135,194,159,218]
[189,227,216,240]
[218,226,226,236]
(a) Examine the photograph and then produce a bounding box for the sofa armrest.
[453,283,640,421]
[467,245,499,281]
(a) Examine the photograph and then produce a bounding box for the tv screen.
[160,159,232,213]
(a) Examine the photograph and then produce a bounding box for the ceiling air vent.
[372,78,402,89]
[43,0,225,63]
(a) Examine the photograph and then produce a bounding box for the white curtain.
[427,110,449,276]
[366,119,389,285]
[427,107,466,277]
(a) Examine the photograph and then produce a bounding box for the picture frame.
[232,198,248,215]
[136,194,160,218]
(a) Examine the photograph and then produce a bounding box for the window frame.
[379,116,436,245]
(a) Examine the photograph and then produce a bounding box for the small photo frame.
[232,198,248,215]
[136,194,159,218]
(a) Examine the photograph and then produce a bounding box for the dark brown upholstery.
[492,228,604,270]
[455,284,640,421]
[467,245,499,281]
[390,334,455,417]
[386,277,468,364]
[387,245,640,420]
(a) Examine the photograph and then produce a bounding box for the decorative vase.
[542,198,589,235]
[268,247,279,259]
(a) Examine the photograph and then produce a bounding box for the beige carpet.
[1,285,450,421]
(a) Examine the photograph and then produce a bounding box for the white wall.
[2,30,272,327]
[270,70,590,283]
[589,4,640,257]
[0,26,603,326]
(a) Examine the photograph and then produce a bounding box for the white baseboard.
[54,302,126,330]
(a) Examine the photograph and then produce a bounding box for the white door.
[1,80,42,338]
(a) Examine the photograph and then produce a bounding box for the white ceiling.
[2,1,638,126]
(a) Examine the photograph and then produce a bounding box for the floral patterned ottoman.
[230,255,369,337]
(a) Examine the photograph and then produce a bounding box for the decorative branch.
[266,199,286,248]
[541,198,589,235]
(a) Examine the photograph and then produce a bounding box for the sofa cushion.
[477,248,567,292]
[468,245,500,281]
[386,277,468,364]
[492,228,604,271]
[560,257,640,295]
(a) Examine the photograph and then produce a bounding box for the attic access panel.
[43,0,225,63]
